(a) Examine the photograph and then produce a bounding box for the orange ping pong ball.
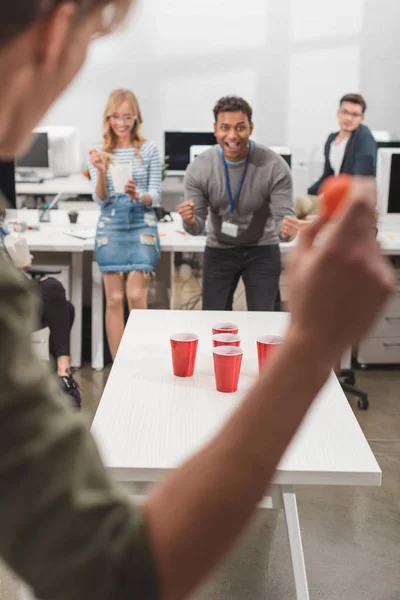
[319,174,354,218]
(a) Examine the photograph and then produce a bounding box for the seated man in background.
[308,93,377,195]
[178,96,298,312]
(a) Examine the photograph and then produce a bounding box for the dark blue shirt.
[308,124,377,195]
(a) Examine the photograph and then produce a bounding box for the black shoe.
[59,369,82,409]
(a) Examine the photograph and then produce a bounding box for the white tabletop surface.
[92,310,381,487]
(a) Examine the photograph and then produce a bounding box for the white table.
[92,310,381,599]
[16,174,92,197]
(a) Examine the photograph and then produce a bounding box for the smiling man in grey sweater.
[178,96,298,311]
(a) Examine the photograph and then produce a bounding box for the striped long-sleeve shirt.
[89,141,162,207]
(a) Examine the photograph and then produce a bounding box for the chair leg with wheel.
[337,369,369,410]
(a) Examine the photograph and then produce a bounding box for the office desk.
[7,210,400,371]
[16,174,92,198]
[92,310,381,600]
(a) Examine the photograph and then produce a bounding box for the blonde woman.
[89,89,161,359]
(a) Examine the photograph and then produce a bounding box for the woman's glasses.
[107,114,137,125]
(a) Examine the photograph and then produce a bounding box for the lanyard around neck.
[221,144,252,216]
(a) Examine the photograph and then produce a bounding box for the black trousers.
[202,244,281,311]
[36,277,75,359]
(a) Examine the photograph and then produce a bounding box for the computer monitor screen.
[377,141,400,151]
[0,161,16,208]
[165,132,292,173]
[35,126,81,176]
[377,148,400,215]
[388,154,400,213]
[165,131,216,174]
[16,133,49,170]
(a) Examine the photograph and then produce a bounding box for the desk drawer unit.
[357,339,400,365]
[357,266,400,365]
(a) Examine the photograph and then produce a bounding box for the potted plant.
[162,156,170,181]
[68,209,79,224]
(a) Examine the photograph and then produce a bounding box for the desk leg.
[70,252,83,368]
[92,261,104,371]
[281,484,310,600]
[169,250,175,309]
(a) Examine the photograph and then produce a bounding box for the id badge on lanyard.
[221,146,251,238]
[221,221,239,237]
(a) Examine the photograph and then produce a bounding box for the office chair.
[337,368,369,410]
[336,226,379,411]
[26,266,62,280]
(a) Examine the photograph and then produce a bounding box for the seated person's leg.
[37,277,81,409]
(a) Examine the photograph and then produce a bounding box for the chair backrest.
[32,327,50,361]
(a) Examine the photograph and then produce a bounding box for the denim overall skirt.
[95,194,160,273]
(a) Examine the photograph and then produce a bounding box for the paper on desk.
[64,229,96,240]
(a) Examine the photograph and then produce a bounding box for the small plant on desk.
[68,210,79,224]
[162,156,170,181]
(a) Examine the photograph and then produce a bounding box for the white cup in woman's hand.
[124,178,137,200]
[110,164,131,194]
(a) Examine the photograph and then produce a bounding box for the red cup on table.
[212,322,239,336]
[257,335,283,372]
[170,333,199,377]
[213,346,243,393]
[212,333,241,348]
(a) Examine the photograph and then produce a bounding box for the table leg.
[340,348,352,370]
[91,261,104,371]
[70,252,83,368]
[281,484,310,600]
[169,250,175,309]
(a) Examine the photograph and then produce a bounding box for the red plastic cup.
[212,322,239,336]
[212,333,241,347]
[213,346,243,393]
[170,333,199,377]
[257,335,283,372]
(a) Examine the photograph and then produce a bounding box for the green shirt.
[0,252,159,600]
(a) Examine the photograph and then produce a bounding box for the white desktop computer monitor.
[189,145,213,163]
[269,146,292,168]
[165,132,292,174]
[165,131,216,176]
[0,160,16,207]
[377,148,400,215]
[372,130,391,143]
[16,132,53,179]
[35,126,81,177]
